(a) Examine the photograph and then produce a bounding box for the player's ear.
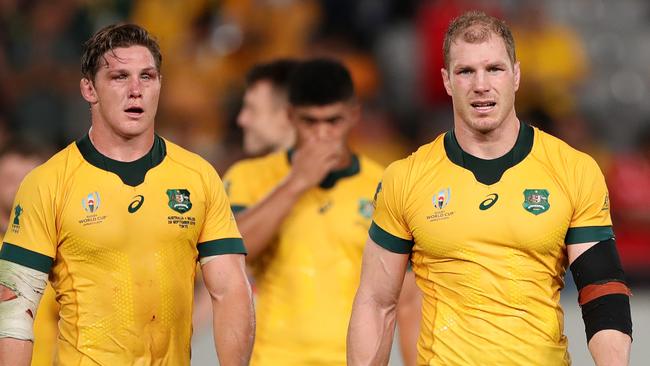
[513,61,521,92]
[441,68,452,96]
[80,78,98,104]
[287,106,297,127]
[348,101,361,127]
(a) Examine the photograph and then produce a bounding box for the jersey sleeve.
[368,160,414,254]
[196,165,246,258]
[0,170,56,274]
[222,162,257,213]
[565,154,614,244]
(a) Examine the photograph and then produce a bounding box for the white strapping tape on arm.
[0,259,47,341]
[199,255,219,266]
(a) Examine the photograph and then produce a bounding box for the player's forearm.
[347,293,398,366]
[236,177,305,259]
[211,279,255,366]
[0,338,32,366]
[588,329,631,366]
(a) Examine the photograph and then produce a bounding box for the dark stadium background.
[0,0,647,364]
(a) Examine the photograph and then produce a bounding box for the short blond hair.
[443,10,516,69]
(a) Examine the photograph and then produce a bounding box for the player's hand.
[286,136,343,193]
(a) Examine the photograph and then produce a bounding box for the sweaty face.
[442,34,520,134]
[290,102,358,150]
[237,81,294,155]
[81,46,161,139]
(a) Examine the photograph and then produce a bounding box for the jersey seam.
[58,250,81,354]
[60,147,94,237]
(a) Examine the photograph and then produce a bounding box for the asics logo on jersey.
[128,195,145,213]
[479,193,499,210]
[318,201,332,214]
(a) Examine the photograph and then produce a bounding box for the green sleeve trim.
[198,238,247,257]
[0,242,53,274]
[565,226,614,244]
[230,205,247,214]
[369,221,414,254]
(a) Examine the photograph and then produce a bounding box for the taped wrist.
[569,239,632,342]
[0,259,47,341]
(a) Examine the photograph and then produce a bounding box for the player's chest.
[280,186,375,247]
[407,169,572,257]
[58,171,206,250]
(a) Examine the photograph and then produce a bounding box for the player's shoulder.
[532,126,600,170]
[226,150,287,177]
[21,142,84,187]
[162,137,218,175]
[357,154,385,178]
[385,133,445,176]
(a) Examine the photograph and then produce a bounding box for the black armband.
[581,294,631,342]
[569,239,632,341]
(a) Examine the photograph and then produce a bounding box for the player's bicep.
[200,254,248,300]
[568,239,632,341]
[357,237,410,307]
[567,241,598,265]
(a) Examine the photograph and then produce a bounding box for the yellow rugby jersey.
[225,150,383,366]
[1,135,244,366]
[371,123,612,366]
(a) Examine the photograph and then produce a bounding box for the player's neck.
[271,133,296,154]
[332,147,353,171]
[454,115,520,160]
[88,126,155,163]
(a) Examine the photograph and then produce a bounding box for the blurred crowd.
[0,0,648,281]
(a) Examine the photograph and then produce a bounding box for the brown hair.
[443,10,516,69]
[81,23,162,81]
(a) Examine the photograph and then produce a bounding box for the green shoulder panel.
[197,238,247,258]
[230,205,247,214]
[369,221,414,254]
[565,226,614,244]
[0,242,53,274]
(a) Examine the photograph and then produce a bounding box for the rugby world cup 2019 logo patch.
[11,204,22,233]
[167,189,192,214]
[427,187,454,222]
[433,188,451,209]
[79,192,107,226]
[82,192,101,213]
[523,189,550,215]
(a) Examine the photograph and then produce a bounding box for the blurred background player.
[0,23,253,365]
[194,58,299,329]
[224,58,418,365]
[0,142,58,366]
[237,59,299,156]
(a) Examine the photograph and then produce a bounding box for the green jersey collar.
[443,121,534,185]
[76,134,166,187]
[286,149,360,189]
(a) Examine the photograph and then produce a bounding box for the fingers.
[288,138,346,191]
